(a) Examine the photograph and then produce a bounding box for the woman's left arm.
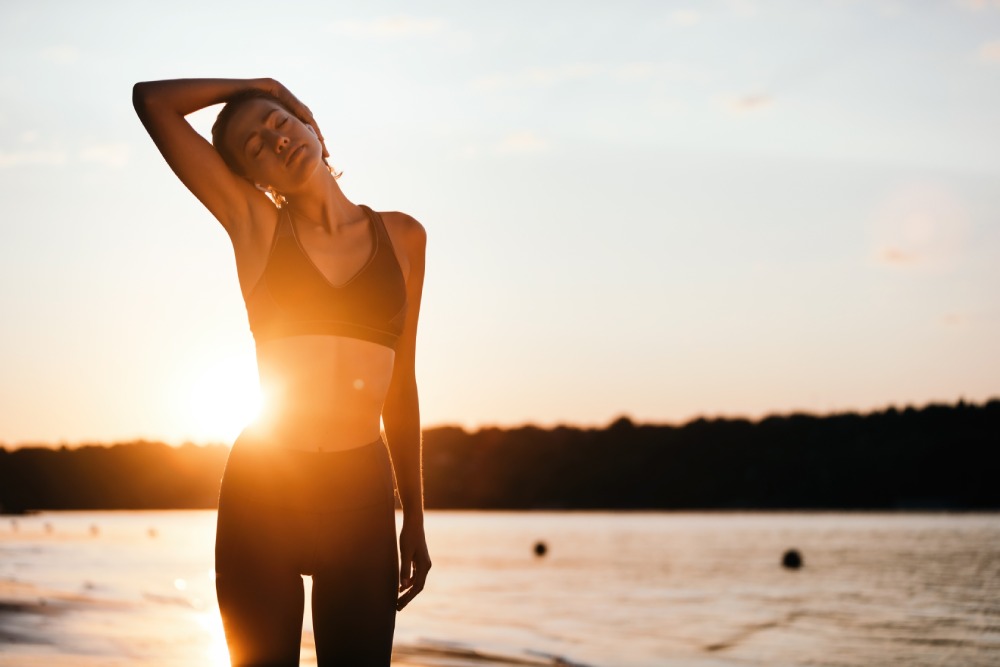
[381,213,429,612]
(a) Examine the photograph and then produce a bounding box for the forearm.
[383,380,424,522]
[132,77,269,117]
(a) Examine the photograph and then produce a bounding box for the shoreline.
[0,580,537,667]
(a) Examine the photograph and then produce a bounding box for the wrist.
[401,507,425,527]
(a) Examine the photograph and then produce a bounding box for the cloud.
[473,64,601,92]
[878,247,919,266]
[956,0,1000,10]
[0,149,68,168]
[979,40,1000,63]
[614,61,703,82]
[940,312,970,328]
[0,139,129,169]
[870,183,969,270]
[473,61,702,92]
[727,93,773,112]
[495,132,548,155]
[877,2,906,18]
[727,0,759,17]
[79,143,130,168]
[40,45,80,65]
[665,10,701,27]
[452,132,550,159]
[328,15,445,37]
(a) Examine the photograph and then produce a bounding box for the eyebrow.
[242,108,282,153]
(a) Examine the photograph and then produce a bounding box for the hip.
[219,434,396,514]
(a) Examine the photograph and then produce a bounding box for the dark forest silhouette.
[2,399,997,512]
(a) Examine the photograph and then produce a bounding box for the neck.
[283,171,358,233]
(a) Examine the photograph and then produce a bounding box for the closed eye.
[278,116,287,127]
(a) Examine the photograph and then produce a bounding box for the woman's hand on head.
[258,78,330,159]
[397,520,431,611]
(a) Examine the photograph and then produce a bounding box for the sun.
[184,353,262,443]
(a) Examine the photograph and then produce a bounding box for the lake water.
[0,511,998,666]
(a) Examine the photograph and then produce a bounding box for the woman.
[132,78,430,666]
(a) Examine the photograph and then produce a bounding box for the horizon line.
[3,395,996,450]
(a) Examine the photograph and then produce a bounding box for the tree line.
[2,398,997,512]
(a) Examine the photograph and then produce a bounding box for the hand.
[258,78,330,159]
[397,520,431,611]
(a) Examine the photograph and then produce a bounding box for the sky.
[1,0,998,446]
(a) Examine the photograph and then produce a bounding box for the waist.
[234,429,385,456]
[251,335,394,451]
[241,413,383,452]
[251,320,402,350]
[221,435,394,512]
[255,336,395,396]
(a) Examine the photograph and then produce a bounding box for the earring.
[268,186,287,207]
[255,183,286,207]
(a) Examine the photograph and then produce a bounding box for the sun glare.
[197,610,231,667]
[184,354,262,443]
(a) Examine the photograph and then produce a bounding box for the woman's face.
[223,97,323,193]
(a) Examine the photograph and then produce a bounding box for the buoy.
[782,548,803,569]
[533,541,547,557]
[89,524,100,537]
[148,528,158,538]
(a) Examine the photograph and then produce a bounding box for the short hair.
[211,89,282,180]
[210,89,338,183]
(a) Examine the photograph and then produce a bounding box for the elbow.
[131,82,146,114]
[131,81,154,115]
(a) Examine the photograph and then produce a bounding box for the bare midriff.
[240,335,395,452]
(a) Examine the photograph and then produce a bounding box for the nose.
[275,134,290,154]
[262,129,290,154]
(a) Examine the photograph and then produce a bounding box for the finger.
[396,579,424,611]
[272,84,308,118]
[397,574,426,609]
[398,558,430,610]
[399,556,413,590]
[316,130,328,157]
[411,562,430,593]
[305,124,329,159]
[304,120,329,160]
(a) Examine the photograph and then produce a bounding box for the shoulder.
[381,210,426,248]
[380,210,426,264]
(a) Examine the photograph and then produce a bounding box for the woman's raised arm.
[132,78,324,231]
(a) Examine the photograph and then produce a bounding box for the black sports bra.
[244,205,407,350]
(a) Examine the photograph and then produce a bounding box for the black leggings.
[215,436,398,667]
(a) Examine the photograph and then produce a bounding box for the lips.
[285,144,306,166]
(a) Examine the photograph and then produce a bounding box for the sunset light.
[0,3,998,666]
[197,610,232,667]
[2,1,998,446]
[183,353,262,444]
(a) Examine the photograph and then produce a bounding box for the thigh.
[216,562,305,666]
[310,502,399,667]
[216,446,309,666]
[309,444,399,666]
